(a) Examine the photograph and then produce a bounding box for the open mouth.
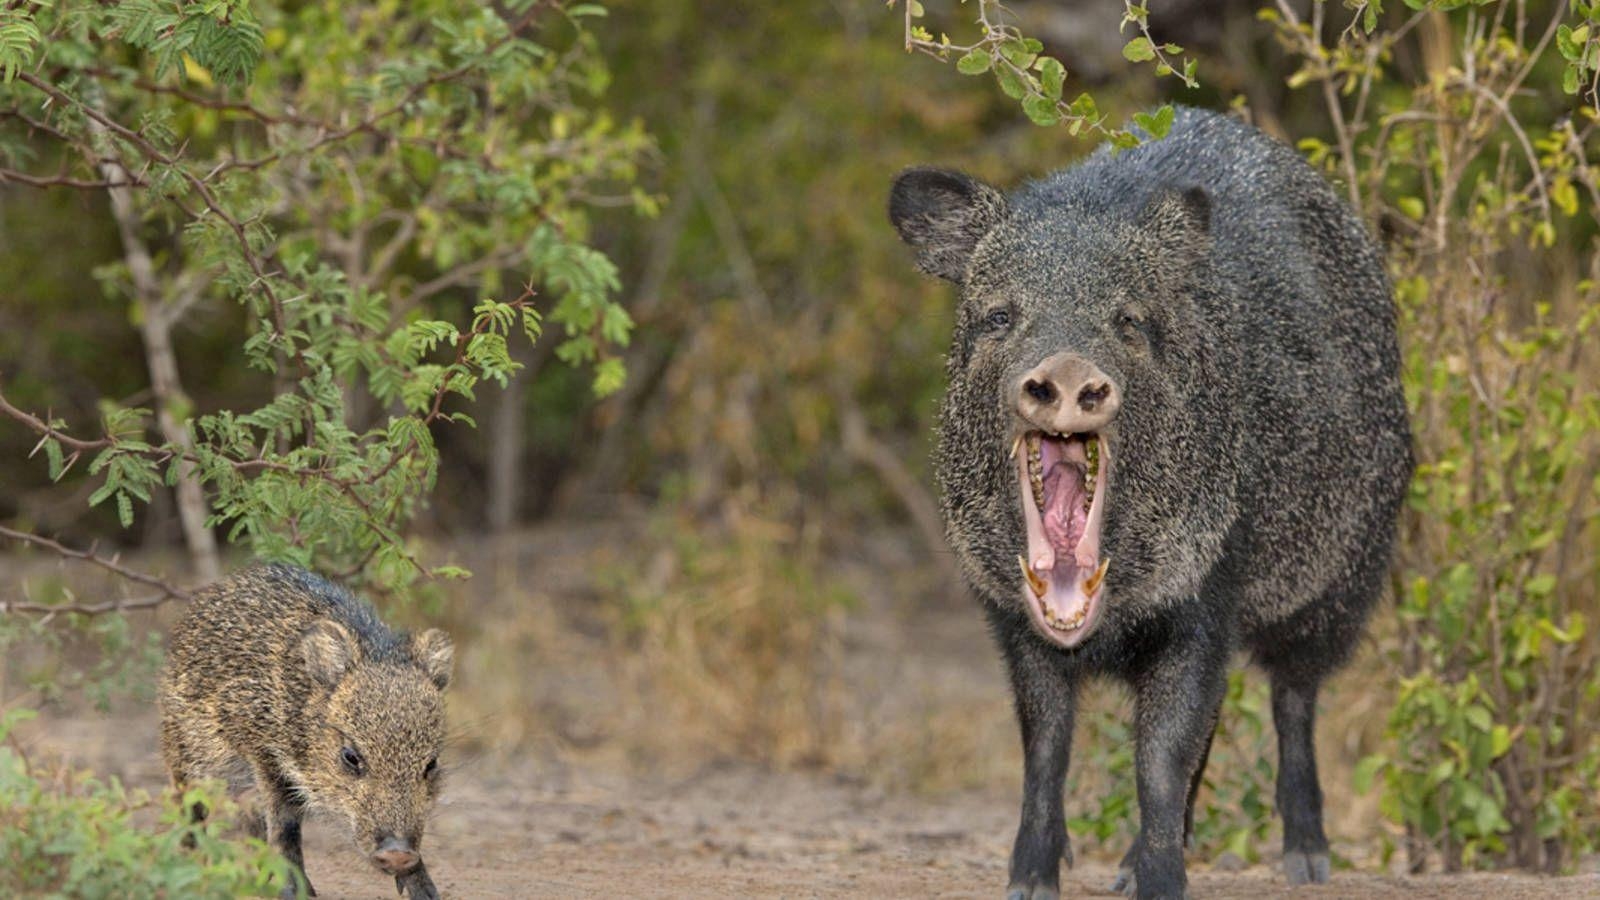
[1011,430,1110,648]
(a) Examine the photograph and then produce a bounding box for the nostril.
[1024,379,1057,404]
[372,848,419,873]
[1077,381,1111,411]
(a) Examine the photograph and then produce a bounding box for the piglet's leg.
[255,764,315,899]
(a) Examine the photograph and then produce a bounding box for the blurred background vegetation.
[1,0,1597,884]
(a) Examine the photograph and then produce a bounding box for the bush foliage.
[0,710,296,898]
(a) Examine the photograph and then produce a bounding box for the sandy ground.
[9,530,1600,898]
[306,763,1600,900]
[18,713,1600,899]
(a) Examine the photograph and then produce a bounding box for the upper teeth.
[1023,432,1101,517]
[1084,434,1098,514]
[1027,434,1044,511]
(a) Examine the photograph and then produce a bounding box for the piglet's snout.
[371,836,420,874]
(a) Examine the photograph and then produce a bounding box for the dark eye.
[983,307,1012,332]
[1117,310,1144,336]
[340,746,365,777]
[423,758,439,780]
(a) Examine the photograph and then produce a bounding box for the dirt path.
[9,538,1600,898]
[300,762,1598,899]
[16,705,1600,898]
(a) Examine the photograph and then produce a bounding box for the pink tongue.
[1041,463,1086,562]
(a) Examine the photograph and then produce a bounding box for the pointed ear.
[301,620,359,687]
[1137,185,1211,261]
[888,166,1007,283]
[411,628,454,691]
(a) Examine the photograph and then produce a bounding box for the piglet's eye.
[983,308,1011,331]
[423,758,439,780]
[340,746,365,777]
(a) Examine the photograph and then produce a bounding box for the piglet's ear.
[301,620,359,687]
[888,167,1008,283]
[1137,184,1212,262]
[412,628,454,691]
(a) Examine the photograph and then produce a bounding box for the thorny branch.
[0,524,191,616]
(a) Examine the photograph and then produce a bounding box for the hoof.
[397,866,441,900]
[1283,849,1330,885]
[1005,883,1059,900]
[1110,867,1194,899]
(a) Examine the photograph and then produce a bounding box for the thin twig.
[0,524,191,614]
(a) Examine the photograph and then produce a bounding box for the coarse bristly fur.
[160,564,454,900]
[888,106,1413,900]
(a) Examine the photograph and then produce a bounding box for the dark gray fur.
[160,564,452,900]
[889,107,1412,899]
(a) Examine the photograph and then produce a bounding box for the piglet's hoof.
[396,865,441,900]
[1283,849,1330,885]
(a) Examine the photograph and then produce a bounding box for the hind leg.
[160,707,213,842]
[1256,580,1379,886]
[1269,670,1330,884]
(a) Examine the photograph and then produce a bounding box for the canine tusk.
[1018,555,1047,598]
[1084,558,1110,596]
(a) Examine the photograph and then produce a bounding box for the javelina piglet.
[160,564,454,899]
[889,106,1412,899]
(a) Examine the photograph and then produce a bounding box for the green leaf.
[999,39,1036,70]
[1036,57,1065,100]
[1557,25,1579,60]
[956,49,992,75]
[1490,725,1512,757]
[1353,754,1386,794]
[1022,94,1059,126]
[1524,574,1557,597]
[1134,104,1175,139]
[1463,705,1492,732]
[1123,37,1155,62]
[592,357,626,397]
[995,64,1027,99]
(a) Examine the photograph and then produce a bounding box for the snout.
[1015,352,1120,434]
[371,835,421,875]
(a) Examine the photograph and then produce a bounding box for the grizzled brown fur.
[160,564,453,899]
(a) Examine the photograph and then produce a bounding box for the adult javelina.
[888,107,1411,899]
[160,564,454,899]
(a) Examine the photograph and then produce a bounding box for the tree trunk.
[486,350,529,534]
[87,110,220,581]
